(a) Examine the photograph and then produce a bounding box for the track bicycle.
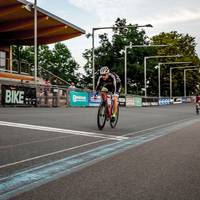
[97,87,119,130]
[196,102,200,115]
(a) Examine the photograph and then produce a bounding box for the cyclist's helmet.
[100,66,110,75]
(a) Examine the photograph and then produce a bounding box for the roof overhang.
[0,0,85,45]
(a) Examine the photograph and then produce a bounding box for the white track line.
[0,135,75,150]
[123,117,197,137]
[0,121,128,141]
[0,118,196,170]
[0,139,108,170]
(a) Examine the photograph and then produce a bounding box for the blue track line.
[0,117,199,200]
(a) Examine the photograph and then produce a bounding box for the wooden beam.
[0,16,49,32]
[0,4,22,17]
[21,32,82,45]
[0,72,34,81]
[2,25,67,40]
[0,32,83,45]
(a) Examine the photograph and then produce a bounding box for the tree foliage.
[83,19,200,96]
[83,18,156,94]
[13,43,80,84]
[150,31,200,96]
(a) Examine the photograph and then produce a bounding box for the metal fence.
[0,81,195,108]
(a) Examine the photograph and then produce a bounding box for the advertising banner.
[142,97,159,107]
[126,96,134,107]
[133,96,142,107]
[173,97,183,104]
[159,98,171,105]
[186,97,192,103]
[69,91,88,107]
[119,96,126,106]
[182,97,187,103]
[88,92,101,107]
[1,85,36,106]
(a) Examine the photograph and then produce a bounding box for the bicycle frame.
[101,92,113,119]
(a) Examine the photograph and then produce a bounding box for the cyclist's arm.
[96,77,101,91]
[110,73,117,94]
[96,76,102,92]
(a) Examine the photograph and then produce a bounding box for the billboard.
[159,98,171,105]
[1,85,36,106]
[133,96,142,107]
[88,92,101,107]
[69,91,89,107]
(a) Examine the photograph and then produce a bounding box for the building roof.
[0,0,85,45]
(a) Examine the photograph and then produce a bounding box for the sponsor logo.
[5,90,24,104]
[73,95,86,102]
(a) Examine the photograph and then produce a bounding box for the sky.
[31,0,200,72]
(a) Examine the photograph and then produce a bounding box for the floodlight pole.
[170,66,197,98]
[124,44,168,101]
[34,0,37,85]
[144,55,181,97]
[157,62,191,98]
[184,68,200,97]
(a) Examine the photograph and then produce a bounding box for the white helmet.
[100,66,110,75]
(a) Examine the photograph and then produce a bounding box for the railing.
[1,58,72,86]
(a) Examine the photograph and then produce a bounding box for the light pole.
[144,55,181,97]
[170,66,197,98]
[156,62,191,98]
[92,24,153,91]
[124,44,168,101]
[34,0,37,85]
[184,68,200,97]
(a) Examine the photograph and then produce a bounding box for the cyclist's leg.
[113,95,118,114]
[112,92,119,118]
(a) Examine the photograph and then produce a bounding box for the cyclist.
[195,93,200,114]
[196,93,200,104]
[96,66,121,121]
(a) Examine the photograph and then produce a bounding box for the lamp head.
[145,24,153,28]
[23,3,33,12]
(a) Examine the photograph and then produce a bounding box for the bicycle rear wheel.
[97,103,107,130]
[196,104,199,115]
[110,106,119,128]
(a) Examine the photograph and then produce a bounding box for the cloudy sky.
[32,0,200,69]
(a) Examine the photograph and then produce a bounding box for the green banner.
[69,91,88,107]
[134,96,142,107]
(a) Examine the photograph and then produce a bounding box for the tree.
[45,43,79,84]
[83,18,154,93]
[12,43,80,85]
[150,31,200,96]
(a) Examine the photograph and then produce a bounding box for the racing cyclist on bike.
[196,93,200,103]
[96,66,121,122]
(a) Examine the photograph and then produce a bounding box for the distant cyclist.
[195,93,200,114]
[196,93,200,104]
[96,66,121,121]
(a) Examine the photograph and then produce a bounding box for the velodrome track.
[1,104,200,200]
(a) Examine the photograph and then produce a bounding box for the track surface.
[0,104,200,200]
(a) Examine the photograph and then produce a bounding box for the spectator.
[44,78,50,105]
[69,82,76,89]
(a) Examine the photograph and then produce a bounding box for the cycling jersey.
[96,73,121,94]
[196,96,200,103]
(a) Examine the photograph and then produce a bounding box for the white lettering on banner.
[73,95,86,102]
[5,90,24,104]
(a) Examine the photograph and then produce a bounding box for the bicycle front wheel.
[97,103,107,130]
